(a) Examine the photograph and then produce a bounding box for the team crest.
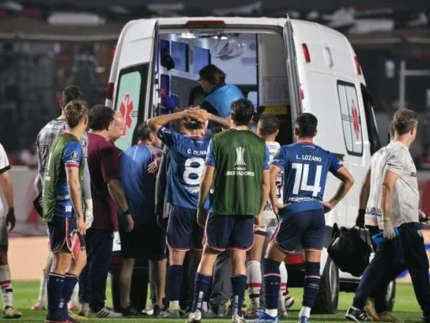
[234,147,246,166]
[71,151,79,160]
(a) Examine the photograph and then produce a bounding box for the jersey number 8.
[183,157,205,185]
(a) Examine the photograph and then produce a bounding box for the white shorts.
[0,217,8,246]
[255,218,278,238]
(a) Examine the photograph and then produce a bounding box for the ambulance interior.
[156,30,293,145]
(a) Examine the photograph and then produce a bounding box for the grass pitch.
[11,281,421,322]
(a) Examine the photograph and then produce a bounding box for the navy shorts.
[167,205,203,251]
[205,214,254,251]
[48,216,81,254]
[119,220,166,261]
[271,209,325,253]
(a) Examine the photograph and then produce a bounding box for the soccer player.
[187,99,271,323]
[346,109,430,323]
[147,106,230,318]
[79,106,132,318]
[254,113,354,323]
[42,100,89,323]
[246,114,290,319]
[0,143,21,319]
[34,85,93,311]
[118,123,165,316]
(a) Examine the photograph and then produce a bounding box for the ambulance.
[105,17,392,313]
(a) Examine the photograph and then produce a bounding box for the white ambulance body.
[106,17,388,313]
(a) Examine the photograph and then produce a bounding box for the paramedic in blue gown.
[199,64,244,121]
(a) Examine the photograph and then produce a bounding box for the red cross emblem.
[351,100,360,139]
[119,93,134,136]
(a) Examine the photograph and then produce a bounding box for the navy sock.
[231,275,247,316]
[263,258,281,310]
[168,265,183,301]
[47,273,65,319]
[303,261,320,308]
[191,273,212,312]
[59,273,78,316]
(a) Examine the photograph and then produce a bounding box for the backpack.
[328,225,372,277]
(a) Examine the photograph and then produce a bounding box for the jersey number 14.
[292,163,322,197]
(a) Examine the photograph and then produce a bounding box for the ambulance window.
[114,63,149,151]
[361,84,381,155]
[337,81,363,156]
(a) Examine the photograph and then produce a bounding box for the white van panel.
[117,19,157,70]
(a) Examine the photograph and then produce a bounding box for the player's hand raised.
[197,207,207,228]
[6,208,16,232]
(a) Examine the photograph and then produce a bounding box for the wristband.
[382,218,391,223]
[124,209,131,216]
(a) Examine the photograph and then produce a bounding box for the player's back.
[42,134,82,221]
[168,135,210,209]
[273,142,342,216]
[120,144,161,222]
[208,129,268,216]
[36,119,66,181]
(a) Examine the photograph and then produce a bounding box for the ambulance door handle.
[333,153,344,161]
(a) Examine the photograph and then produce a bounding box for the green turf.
[10,281,421,322]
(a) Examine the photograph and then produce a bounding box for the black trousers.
[354,222,430,316]
[79,228,114,312]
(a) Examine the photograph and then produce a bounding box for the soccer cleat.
[345,306,368,322]
[120,305,141,317]
[298,316,310,323]
[377,312,404,323]
[245,307,260,319]
[249,310,279,323]
[187,309,202,323]
[141,305,155,316]
[3,306,22,319]
[285,296,295,310]
[31,300,46,311]
[68,311,87,322]
[232,313,247,323]
[78,303,89,317]
[159,309,181,318]
[364,298,379,322]
[87,307,123,318]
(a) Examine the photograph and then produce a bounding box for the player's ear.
[59,99,64,109]
[313,129,318,137]
[294,125,299,137]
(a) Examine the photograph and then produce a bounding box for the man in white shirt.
[346,109,430,323]
[0,143,22,319]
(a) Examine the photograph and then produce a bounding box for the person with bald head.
[78,105,132,318]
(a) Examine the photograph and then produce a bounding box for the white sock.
[247,261,262,295]
[266,308,278,317]
[69,283,79,306]
[0,265,13,308]
[279,262,288,311]
[202,301,208,312]
[299,306,311,318]
[169,300,180,311]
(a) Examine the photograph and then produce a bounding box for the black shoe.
[153,305,161,317]
[345,306,368,321]
[121,306,141,317]
[422,315,430,323]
